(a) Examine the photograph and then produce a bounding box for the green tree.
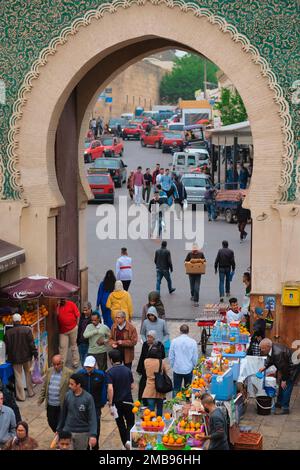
[159,54,218,103]
[215,88,248,125]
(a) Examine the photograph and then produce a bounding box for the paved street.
[86,140,251,319]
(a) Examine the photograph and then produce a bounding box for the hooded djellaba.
[140,306,169,345]
[106,280,133,322]
[140,291,165,331]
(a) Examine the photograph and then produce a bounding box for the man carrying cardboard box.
[185,243,206,307]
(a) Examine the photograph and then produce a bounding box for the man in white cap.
[4,313,38,401]
[77,356,107,449]
[185,243,206,306]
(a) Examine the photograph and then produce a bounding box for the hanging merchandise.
[265,309,274,330]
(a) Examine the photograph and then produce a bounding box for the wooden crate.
[233,432,263,450]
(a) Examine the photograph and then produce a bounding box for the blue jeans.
[277,379,294,410]
[219,268,231,298]
[156,269,173,293]
[173,372,193,397]
[78,343,89,366]
[206,202,216,221]
[146,398,163,417]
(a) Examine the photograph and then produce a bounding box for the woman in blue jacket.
[96,270,116,328]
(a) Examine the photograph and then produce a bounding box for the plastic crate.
[233,432,263,450]
[210,368,234,400]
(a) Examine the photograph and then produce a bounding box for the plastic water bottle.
[0,340,6,365]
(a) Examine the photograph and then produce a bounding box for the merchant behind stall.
[4,313,38,402]
[201,393,229,450]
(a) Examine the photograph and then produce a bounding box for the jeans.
[143,185,151,203]
[134,185,143,205]
[206,202,216,221]
[173,372,193,397]
[72,432,90,450]
[238,221,247,240]
[78,342,89,366]
[277,379,294,410]
[156,268,173,293]
[90,407,102,450]
[47,405,61,433]
[219,268,231,298]
[189,274,202,302]
[115,402,135,446]
[146,398,164,417]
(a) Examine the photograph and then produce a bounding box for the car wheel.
[141,139,146,147]
[155,141,160,149]
[225,209,233,223]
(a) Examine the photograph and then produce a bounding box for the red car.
[87,170,115,204]
[161,132,185,153]
[84,140,104,163]
[99,135,124,157]
[122,123,144,140]
[141,129,169,149]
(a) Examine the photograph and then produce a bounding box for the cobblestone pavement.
[17,320,300,450]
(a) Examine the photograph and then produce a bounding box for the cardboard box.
[185,260,206,274]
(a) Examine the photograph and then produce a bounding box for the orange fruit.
[150,411,156,418]
[134,400,141,407]
[180,420,186,427]
[162,436,169,444]
[164,412,171,420]
[157,416,162,422]
[168,437,175,445]
[132,407,139,414]
[144,415,151,422]
[141,421,147,427]
[144,409,151,416]
[176,437,183,444]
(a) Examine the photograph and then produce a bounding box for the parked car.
[184,148,210,167]
[161,132,185,153]
[140,129,168,148]
[84,140,104,163]
[87,170,115,204]
[93,158,127,187]
[171,151,209,174]
[181,173,212,205]
[99,135,124,157]
[122,122,144,140]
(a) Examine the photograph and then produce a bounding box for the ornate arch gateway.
[0,1,299,344]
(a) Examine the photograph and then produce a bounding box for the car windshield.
[109,119,126,126]
[175,155,186,166]
[101,138,114,146]
[182,177,207,188]
[164,133,182,139]
[94,159,119,169]
[87,175,110,184]
[169,125,184,131]
[127,124,138,128]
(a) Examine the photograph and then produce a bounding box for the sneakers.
[274,408,289,415]
[169,288,176,294]
[226,292,231,297]
[190,296,194,301]
[124,441,131,450]
[244,232,248,240]
[193,302,199,307]
[220,298,224,303]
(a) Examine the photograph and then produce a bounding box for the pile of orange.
[191,377,207,389]
[162,433,185,446]
[178,419,202,433]
[39,305,49,317]
[140,410,165,431]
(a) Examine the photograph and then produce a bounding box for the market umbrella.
[0,275,79,300]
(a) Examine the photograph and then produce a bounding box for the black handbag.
[154,359,173,394]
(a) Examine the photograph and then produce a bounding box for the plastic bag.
[183,199,188,210]
[31,359,43,384]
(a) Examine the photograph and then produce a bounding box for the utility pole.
[203,59,207,99]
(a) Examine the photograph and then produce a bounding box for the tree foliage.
[214,88,248,125]
[159,54,218,103]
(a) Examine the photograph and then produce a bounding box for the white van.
[171,151,209,174]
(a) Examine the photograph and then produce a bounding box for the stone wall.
[93,60,168,122]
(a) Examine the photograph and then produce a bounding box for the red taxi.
[161,132,185,153]
[122,122,144,140]
[141,129,169,149]
[84,140,104,163]
[87,170,115,204]
[99,135,124,157]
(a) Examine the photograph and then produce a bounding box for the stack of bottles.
[211,321,249,344]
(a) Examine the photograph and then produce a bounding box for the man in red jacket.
[56,299,80,368]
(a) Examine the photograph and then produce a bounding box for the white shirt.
[169,334,198,375]
[226,309,244,324]
[156,174,163,185]
[116,255,132,281]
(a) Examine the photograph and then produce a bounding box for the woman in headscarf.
[4,421,38,450]
[96,270,116,328]
[106,280,133,322]
[137,330,165,402]
[140,291,165,331]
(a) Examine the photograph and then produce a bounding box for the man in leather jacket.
[259,338,299,414]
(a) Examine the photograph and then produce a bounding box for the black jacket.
[137,341,166,377]
[4,325,38,364]
[236,204,251,223]
[264,343,297,381]
[214,248,235,271]
[174,181,187,202]
[77,315,91,345]
[77,369,107,410]
[155,247,173,271]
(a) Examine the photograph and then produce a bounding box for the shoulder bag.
[154,359,173,394]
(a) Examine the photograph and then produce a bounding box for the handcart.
[195,303,227,354]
